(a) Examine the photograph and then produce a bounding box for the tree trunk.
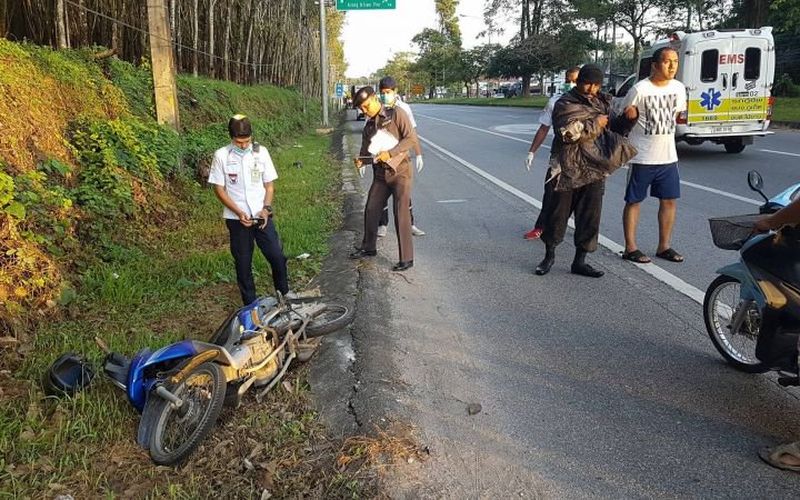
[192,0,199,77]
[521,0,529,40]
[223,0,232,80]
[208,0,216,77]
[521,74,531,97]
[244,3,255,84]
[55,0,68,49]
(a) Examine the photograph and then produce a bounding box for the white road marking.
[493,124,540,135]
[418,114,541,146]
[437,199,467,204]
[678,180,762,205]
[759,149,800,158]
[418,113,766,206]
[419,134,706,305]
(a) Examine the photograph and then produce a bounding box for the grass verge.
[416,96,549,108]
[773,96,800,124]
[0,131,370,498]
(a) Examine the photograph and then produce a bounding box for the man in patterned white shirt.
[621,47,687,265]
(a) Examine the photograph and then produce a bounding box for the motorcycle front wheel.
[305,303,355,337]
[703,275,768,373]
[146,362,226,465]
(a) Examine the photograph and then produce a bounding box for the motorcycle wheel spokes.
[149,362,226,465]
[704,276,766,372]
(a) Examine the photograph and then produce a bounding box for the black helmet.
[42,353,95,396]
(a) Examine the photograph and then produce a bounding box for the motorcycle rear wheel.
[704,275,768,373]
[147,362,226,465]
[305,303,355,338]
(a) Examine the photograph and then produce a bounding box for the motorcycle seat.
[209,310,241,347]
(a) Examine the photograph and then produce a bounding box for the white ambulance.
[613,27,775,154]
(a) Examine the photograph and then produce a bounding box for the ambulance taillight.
[677,111,688,124]
[766,96,775,121]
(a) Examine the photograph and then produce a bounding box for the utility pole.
[319,0,329,127]
[147,0,180,131]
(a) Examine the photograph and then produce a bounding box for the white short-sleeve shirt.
[538,93,562,128]
[622,78,687,164]
[208,144,278,219]
[394,98,417,128]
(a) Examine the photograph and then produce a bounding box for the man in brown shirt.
[349,86,418,271]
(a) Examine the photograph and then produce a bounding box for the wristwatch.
[263,204,273,214]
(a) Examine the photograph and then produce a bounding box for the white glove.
[525,152,534,171]
[358,165,365,178]
[416,155,424,173]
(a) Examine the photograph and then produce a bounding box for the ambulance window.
[638,58,652,80]
[744,48,761,80]
[701,49,718,82]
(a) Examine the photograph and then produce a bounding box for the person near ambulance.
[524,66,581,240]
[208,115,292,305]
[377,76,426,238]
[621,47,687,265]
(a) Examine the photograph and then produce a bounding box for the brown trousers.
[362,165,414,262]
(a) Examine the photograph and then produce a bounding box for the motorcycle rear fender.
[716,262,766,308]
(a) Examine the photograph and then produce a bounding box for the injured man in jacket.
[535,64,636,278]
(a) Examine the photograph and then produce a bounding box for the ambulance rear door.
[687,35,733,127]
[727,34,772,127]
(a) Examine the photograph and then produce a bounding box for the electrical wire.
[63,0,280,68]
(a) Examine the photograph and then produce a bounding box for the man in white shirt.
[621,47,687,264]
[208,115,290,305]
[524,66,580,240]
[377,76,425,237]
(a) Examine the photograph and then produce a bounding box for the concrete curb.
[307,111,364,436]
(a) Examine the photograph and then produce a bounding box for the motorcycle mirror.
[747,170,769,202]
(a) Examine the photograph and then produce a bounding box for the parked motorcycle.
[96,294,354,466]
[704,171,800,382]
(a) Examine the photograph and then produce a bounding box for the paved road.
[341,106,800,498]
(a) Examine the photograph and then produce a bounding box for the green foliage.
[774,74,800,98]
[488,25,593,80]
[773,97,800,123]
[104,57,156,119]
[411,28,464,95]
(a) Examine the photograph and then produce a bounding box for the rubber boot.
[571,249,604,278]
[535,245,556,275]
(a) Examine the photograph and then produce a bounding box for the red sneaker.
[524,227,543,240]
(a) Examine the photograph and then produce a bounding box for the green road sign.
[336,0,396,10]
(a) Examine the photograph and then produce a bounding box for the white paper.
[367,129,399,155]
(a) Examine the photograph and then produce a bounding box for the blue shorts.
[624,163,680,203]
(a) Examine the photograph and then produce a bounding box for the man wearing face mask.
[524,66,580,240]
[208,114,292,304]
[377,76,426,238]
[349,86,418,271]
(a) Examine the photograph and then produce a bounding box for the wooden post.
[147,0,180,131]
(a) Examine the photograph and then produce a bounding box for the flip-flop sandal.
[622,249,651,263]
[656,248,684,263]
[759,442,800,473]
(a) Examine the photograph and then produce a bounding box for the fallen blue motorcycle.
[96,294,353,465]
